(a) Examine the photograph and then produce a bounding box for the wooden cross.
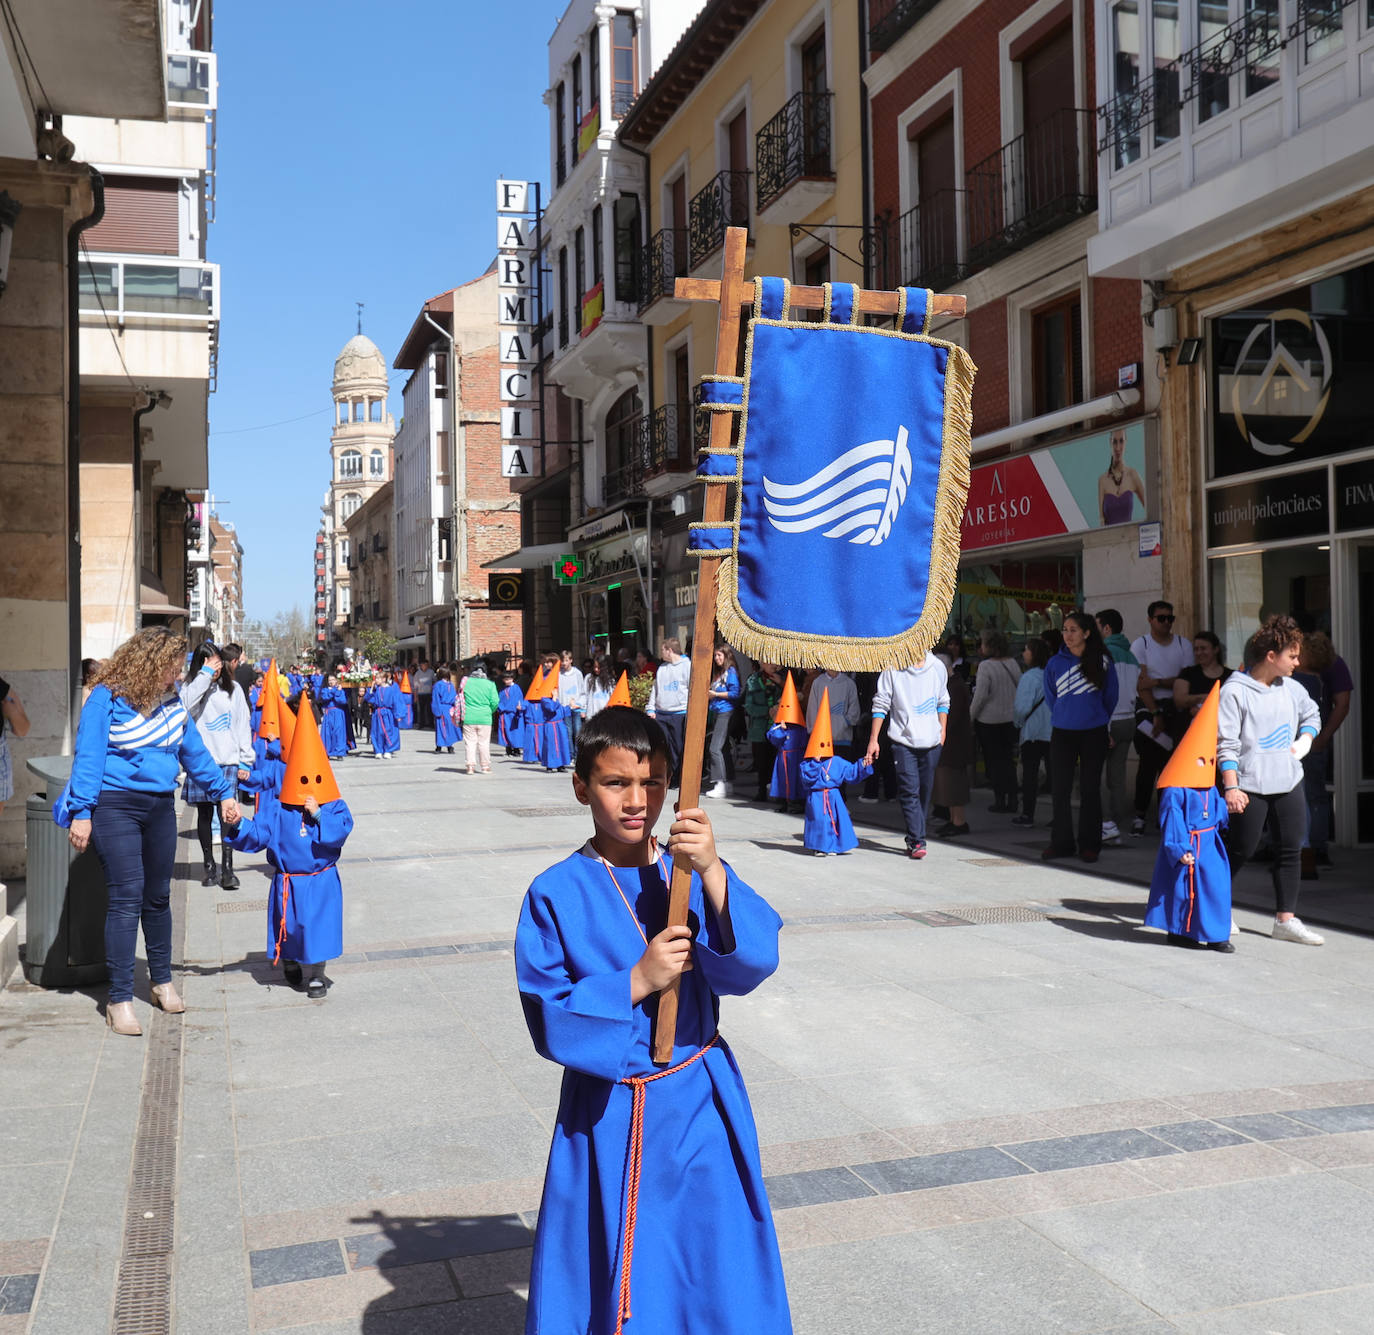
[652,226,967,1063]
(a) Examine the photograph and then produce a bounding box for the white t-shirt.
[1130,632,1192,704]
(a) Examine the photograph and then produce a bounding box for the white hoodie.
[1217,670,1319,795]
[872,658,950,750]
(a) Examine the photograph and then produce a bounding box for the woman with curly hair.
[60,627,241,1035]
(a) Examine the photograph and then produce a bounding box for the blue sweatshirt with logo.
[1043,648,1119,731]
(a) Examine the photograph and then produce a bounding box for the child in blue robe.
[366,675,401,758]
[1144,683,1233,951]
[225,700,353,997]
[539,695,572,771]
[249,681,267,768]
[431,668,459,753]
[318,677,350,760]
[767,672,807,815]
[497,676,525,756]
[396,678,414,730]
[801,754,872,855]
[515,707,791,1335]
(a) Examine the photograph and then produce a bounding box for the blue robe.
[242,738,285,822]
[801,756,872,853]
[287,672,304,695]
[767,722,806,801]
[310,673,323,695]
[319,687,349,759]
[432,679,459,748]
[225,798,353,965]
[1144,787,1231,944]
[540,697,571,770]
[366,684,401,755]
[497,684,526,752]
[249,686,268,767]
[516,851,791,1335]
[524,696,545,765]
[396,687,414,729]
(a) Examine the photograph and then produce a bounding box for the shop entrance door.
[1333,539,1374,845]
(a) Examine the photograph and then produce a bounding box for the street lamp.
[0,191,22,301]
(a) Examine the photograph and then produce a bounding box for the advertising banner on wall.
[961,420,1149,552]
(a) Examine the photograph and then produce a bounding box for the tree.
[357,627,398,667]
[243,606,312,666]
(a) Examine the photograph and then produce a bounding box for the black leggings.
[1049,727,1107,855]
[1225,784,1305,916]
[195,803,216,861]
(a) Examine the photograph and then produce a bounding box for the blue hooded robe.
[1144,786,1231,944]
[432,678,459,748]
[767,722,806,801]
[515,850,791,1335]
[540,696,571,770]
[396,683,414,729]
[800,755,872,854]
[225,798,353,966]
[242,737,285,822]
[319,686,350,759]
[497,683,526,753]
[366,684,401,755]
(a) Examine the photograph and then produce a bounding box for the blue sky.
[208,0,569,624]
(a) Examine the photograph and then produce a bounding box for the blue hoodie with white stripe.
[1043,648,1119,730]
[64,685,230,820]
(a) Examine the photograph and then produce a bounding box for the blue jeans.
[568,708,583,743]
[893,742,941,848]
[91,789,177,1003]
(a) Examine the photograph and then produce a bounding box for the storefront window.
[1209,544,1331,665]
[948,554,1081,651]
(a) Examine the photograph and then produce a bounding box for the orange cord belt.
[614,1033,719,1334]
[1184,825,1217,934]
[273,866,328,965]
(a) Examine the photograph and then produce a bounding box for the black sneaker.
[282,960,303,987]
[306,976,326,999]
[936,822,971,838]
[1010,814,1034,827]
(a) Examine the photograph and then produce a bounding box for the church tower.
[326,329,394,638]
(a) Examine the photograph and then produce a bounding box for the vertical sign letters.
[497,178,541,478]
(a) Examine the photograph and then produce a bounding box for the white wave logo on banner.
[763,426,911,547]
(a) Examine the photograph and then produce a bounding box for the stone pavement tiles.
[2,730,1374,1331]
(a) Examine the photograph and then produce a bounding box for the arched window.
[341,492,362,519]
[605,386,643,475]
[339,449,362,478]
[369,449,385,478]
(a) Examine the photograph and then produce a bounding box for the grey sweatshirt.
[181,672,254,769]
[872,657,950,750]
[969,656,1021,725]
[1217,670,1319,795]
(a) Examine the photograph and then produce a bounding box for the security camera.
[35,127,75,163]
[156,390,174,409]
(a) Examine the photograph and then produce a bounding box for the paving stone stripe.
[0,1274,39,1316]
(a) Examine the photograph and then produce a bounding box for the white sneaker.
[1101,821,1121,845]
[704,783,727,799]
[1272,917,1325,946]
[857,795,879,804]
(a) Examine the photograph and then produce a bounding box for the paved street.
[4,733,1374,1333]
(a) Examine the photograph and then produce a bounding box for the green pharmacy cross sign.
[555,554,584,586]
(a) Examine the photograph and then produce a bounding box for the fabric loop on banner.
[755,275,790,321]
[898,287,932,335]
[687,524,733,554]
[696,453,739,480]
[823,283,859,326]
[698,377,745,410]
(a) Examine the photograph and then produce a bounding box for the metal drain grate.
[215,898,269,913]
[505,806,584,818]
[941,904,1051,924]
[961,857,1023,868]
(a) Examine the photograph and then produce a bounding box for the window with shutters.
[85,176,181,255]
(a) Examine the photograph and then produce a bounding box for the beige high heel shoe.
[106,1001,143,1036]
[150,982,185,1014]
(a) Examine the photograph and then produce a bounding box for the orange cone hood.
[776,673,805,727]
[399,669,412,694]
[804,686,834,760]
[524,665,545,702]
[257,675,281,741]
[607,672,632,708]
[542,663,560,698]
[1157,682,1220,789]
[277,693,297,756]
[279,689,342,805]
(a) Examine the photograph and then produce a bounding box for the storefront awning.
[971,389,1140,456]
[139,569,189,618]
[481,542,567,570]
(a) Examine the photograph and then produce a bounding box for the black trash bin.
[24,757,108,987]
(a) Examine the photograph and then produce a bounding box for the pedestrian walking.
[411,660,435,731]
[1219,614,1324,945]
[766,672,807,814]
[318,674,351,759]
[431,667,459,754]
[180,642,254,890]
[536,657,572,772]
[932,655,972,838]
[802,688,871,855]
[969,630,1021,813]
[1096,609,1141,844]
[461,663,500,774]
[806,669,860,762]
[582,658,614,722]
[1042,611,1118,863]
[1130,600,1193,834]
[515,706,791,1334]
[646,638,690,785]
[365,671,402,758]
[557,650,586,744]
[496,671,526,757]
[1011,638,1052,827]
[57,628,240,1035]
[866,653,949,859]
[705,645,741,798]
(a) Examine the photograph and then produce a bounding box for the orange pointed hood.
[398,669,412,694]
[608,672,632,708]
[775,673,805,727]
[277,692,297,756]
[1157,681,1220,789]
[542,662,561,698]
[279,689,342,805]
[257,674,282,741]
[524,665,545,702]
[804,687,834,760]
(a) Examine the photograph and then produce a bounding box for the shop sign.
[576,533,646,585]
[488,572,524,607]
[1335,457,1374,533]
[497,178,541,475]
[961,421,1148,552]
[568,509,631,544]
[1211,260,1374,478]
[1206,468,1328,548]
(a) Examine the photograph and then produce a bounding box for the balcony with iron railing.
[897,189,965,291]
[639,404,696,496]
[867,0,944,54]
[756,91,834,220]
[965,108,1096,271]
[689,170,751,271]
[638,227,690,321]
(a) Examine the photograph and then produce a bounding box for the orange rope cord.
[615,1034,719,1334]
[272,866,327,965]
[598,843,670,946]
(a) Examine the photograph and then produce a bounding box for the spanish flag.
[577,104,600,156]
[580,281,604,336]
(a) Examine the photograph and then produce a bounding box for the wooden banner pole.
[651,227,749,1065]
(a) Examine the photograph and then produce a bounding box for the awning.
[140,569,189,618]
[481,542,567,570]
[392,634,426,649]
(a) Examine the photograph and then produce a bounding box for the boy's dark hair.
[574,706,671,781]
[1096,608,1123,635]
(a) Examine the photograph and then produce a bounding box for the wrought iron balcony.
[556,142,567,187]
[756,91,833,213]
[640,404,694,482]
[867,0,943,53]
[966,109,1095,271]
[612,87,637,118]
[638,227,690,311]
[689,170,751,271]
[897,190,964,291]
